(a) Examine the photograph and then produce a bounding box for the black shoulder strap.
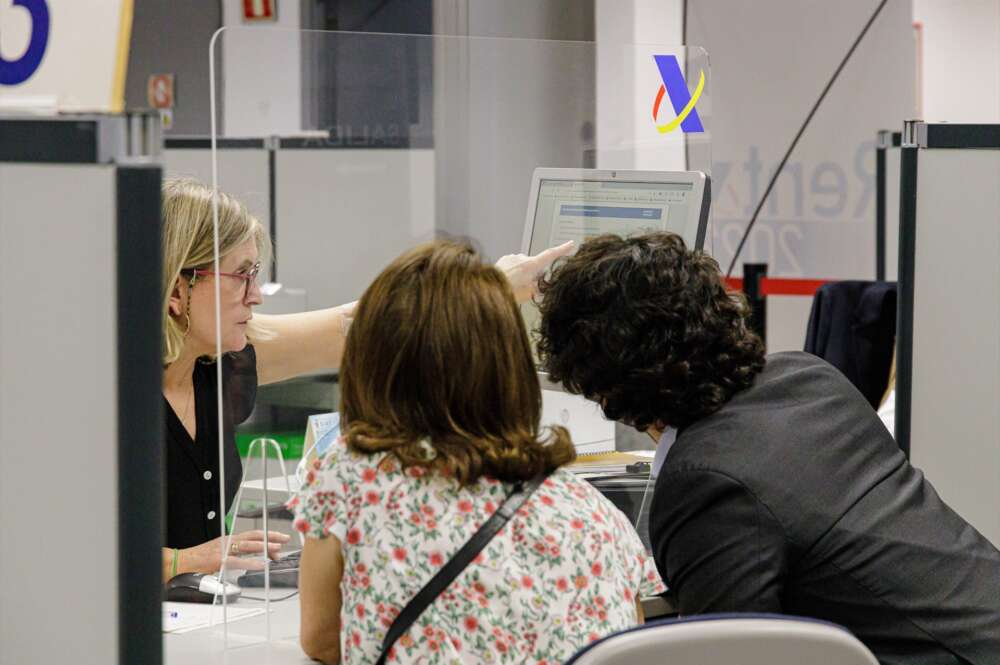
[374,472,549,665]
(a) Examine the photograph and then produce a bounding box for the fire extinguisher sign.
[243,0,276,21]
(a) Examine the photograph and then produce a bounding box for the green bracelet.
[170,548,179,578]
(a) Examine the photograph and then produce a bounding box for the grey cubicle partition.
[875,130,901,281]
[0,116,163,664]
[896,121,1000,546]
[163,137,435,309]
[275,138,436,310]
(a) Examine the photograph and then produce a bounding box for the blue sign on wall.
[0,0,50,86]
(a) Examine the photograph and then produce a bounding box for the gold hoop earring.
[182,276,196,338]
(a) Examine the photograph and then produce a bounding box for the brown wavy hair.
[536,232,765,431]
[339,240,575,484]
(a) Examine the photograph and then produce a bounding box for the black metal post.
[895,129,919,459]
[267,135,278,282]
[117,166,164,665]
[742,263,768,346]
[875,131,889,280]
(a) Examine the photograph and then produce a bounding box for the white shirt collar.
[651,427,678,477]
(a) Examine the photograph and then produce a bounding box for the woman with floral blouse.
[288,240,665,664]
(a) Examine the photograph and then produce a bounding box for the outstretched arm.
[253,302,355,386]
[495,240,574,302]
[162,531,291,582]
[252,241,574,385]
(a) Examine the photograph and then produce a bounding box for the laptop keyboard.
[237,549,300,588]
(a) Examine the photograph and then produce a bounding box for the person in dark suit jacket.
[535,232,1000,665]
[803,280,897,408]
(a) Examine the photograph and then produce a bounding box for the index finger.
[240,530,266,541]
[241,530,291,542]
[526,240,574,272]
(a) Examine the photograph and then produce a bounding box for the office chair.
[564,613,879,665]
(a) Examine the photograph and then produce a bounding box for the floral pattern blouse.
[288,438,666,665]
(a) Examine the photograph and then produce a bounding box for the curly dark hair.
[536,232,765,431]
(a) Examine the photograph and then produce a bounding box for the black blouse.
[164,345,257,549]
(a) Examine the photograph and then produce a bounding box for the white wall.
[687,0,915,285]
[277,148,436,309]
[594,0,688,172]
[164,147,271,237]
[913,0,1000,122]
[681,0,915,354]
[467,0,593,40]
[766,296,817,354]
[219,0,302,136]
[433,1,596,260]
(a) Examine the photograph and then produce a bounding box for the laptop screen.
[525,177,702,256]
[521,171,708,367]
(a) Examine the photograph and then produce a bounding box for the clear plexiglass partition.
[164,27,712,658]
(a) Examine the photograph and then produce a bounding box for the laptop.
[521,168,712,456]
[520,168,711,258]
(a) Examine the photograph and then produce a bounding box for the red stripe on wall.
[724,277,830,297]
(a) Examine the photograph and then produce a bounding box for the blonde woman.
[160,178,572,581]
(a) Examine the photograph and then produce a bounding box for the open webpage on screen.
[548,203,668,246]
[527,177,696,255]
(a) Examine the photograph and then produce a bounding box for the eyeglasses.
[185,262,262,300]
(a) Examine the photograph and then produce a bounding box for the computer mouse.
[165,572,243,604]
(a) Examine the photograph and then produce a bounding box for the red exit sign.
[243,0,276,21]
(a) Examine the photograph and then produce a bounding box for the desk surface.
[165,593,674,664]
[165,596,308,665]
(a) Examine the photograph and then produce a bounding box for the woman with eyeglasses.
[159,178,572,582]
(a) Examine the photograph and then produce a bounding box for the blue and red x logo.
[651,54,705,134]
